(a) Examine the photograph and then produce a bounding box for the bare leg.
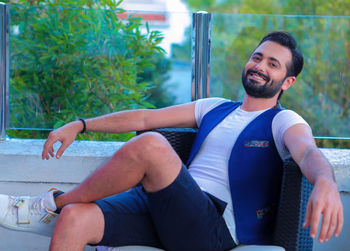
[50,132,181,250]
[56,132,181,209]
[49,203,104,251]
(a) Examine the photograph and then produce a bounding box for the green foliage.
[184,0,350,15]
[9,0,173,140]
[177,0,350,147]
[184,0,283,14]
[6,128,136,142]
[138,52,176,108]
[315,138,350,149]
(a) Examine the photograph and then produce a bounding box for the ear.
[281,76,296,91]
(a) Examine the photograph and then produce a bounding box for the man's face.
[242,41,293,98]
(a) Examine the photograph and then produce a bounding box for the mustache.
[246,69,270,83]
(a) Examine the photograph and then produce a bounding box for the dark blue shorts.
[94,165,235,251]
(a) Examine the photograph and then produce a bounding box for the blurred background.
[3,0,349,148]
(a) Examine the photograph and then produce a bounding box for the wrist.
[78,118,86,133]
[314,175,337,188]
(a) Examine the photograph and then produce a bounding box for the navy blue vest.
[187,101,283,244]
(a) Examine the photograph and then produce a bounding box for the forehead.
[252,41,292,68]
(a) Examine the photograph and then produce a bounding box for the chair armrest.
[136,128,197,164]
[273,158,314,251]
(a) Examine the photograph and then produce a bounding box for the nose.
[253,60,267,73]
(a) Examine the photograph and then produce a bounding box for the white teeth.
[250,73,264,81]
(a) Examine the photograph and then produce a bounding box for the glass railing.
[9,4,191,140]
[7,4,350,144]
[210,13,350,142]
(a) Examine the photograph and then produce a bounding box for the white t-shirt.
[188,97,309,244]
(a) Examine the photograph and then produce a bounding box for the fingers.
[334,206,344,237]
[49,146,55,158]
[56,142,69,159]
[305,189,344,242]
[42,133,57,160]
[319,203,344,242]
[318,208,331,242]
[309,202,322,240]
[303,200,312,229]
[42,131,61,159]
[324,210,337,242]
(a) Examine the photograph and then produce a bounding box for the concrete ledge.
[321,148,350,192]
[0,138,349,251]
[0,138,349,191]
[0,139,124,183]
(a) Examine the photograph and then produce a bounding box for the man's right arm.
[42,102,197,160]
[84,102,197,133]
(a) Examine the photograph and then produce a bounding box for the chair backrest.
[136,128,197,163]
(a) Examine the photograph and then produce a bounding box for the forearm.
[42,109,149,159]
[299,146,335,186]
[76,102,196,134]
[64,102,196,135]
[284,124,343,241]
[82,109,148,134]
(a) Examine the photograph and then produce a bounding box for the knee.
[57,203,104,235]
[58,204,82,230]
[58,203,99,231]
[128,132,174,159]
[138,132,169,147]
[53,203,104,245]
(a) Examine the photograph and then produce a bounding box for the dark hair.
[257,31,304,78]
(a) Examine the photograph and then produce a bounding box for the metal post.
[0,3,9,142]
[191,11,211,101]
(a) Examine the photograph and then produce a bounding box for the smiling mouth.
[247,70,269,83]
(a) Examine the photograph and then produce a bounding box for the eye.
[270,62,277,68]
[252,55,261,61]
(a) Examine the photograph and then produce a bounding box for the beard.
[241,69,285,98]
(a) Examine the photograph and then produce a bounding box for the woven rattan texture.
[273,158,313,251]
[136,128,197,164]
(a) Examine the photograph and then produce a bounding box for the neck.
[241,94,279,112]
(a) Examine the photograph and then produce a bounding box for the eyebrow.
[252,52,282,67]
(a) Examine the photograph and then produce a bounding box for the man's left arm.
[283,124,344,243]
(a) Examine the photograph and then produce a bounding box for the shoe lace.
[8,197,17,215]
[31,198,43,215]
[8,196,44,216]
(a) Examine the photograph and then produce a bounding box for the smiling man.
[242,42,292,99]
[0,32,343,251]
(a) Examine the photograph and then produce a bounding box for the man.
[0,32,343,251]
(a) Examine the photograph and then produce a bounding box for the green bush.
[9,0,173,141]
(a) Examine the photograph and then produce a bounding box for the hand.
[303,177,343,243]
[42,121,83,160]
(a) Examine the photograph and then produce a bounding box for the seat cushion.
[96,246,164,251]
[234,245,285,251]
[96,245,285,251]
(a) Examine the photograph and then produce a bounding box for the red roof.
[118,12,166,22]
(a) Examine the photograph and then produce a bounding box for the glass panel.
[210,14,350,139]
[9,4,191,134]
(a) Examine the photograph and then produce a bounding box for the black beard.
[241,69,284,98]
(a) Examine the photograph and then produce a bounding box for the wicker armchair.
[98,128,314,251]
[273,158,314,250]
[140,128,314,250]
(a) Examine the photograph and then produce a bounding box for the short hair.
[257,31,304,78]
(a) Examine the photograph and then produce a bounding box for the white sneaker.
[0,189,62,237]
